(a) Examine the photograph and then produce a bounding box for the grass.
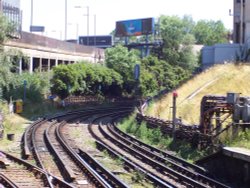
[99,148,154,187]
[0,109,28,152]
[147,64,250,124]
[0,99,72,153]
[118,115,209,162]
[225,128,250,149]
[146,63,250,149]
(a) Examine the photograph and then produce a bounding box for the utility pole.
[172,91,178,141]
[94,14,96,46]
[86,6,89,45]
[30,0,33,32]
[65,0,67,40]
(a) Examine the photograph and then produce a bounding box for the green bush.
[3,72,51,103]
[51,62,123,99]
[225,129,250,149]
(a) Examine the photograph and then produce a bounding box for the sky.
[20,0,233,40]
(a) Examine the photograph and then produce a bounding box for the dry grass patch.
[147,64,250,124]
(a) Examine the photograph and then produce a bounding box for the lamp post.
[86,6,89,37]
[65,0,67,40]
[30,0,33,32]
[94,14,96,46]
[74,6,89,43]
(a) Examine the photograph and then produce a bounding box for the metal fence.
[0,0,22,38]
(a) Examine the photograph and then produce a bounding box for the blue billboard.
[115,18,154,37]
[78,35,112,48]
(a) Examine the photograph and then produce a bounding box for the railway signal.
[172,90,178,141]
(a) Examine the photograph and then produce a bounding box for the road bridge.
[3,31,105,73]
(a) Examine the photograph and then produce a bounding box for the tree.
[0,15,15,44]
[51,62,123,99]
[50,65,77,99]
[159,15,197,71]
[192,20,228,45]
[105,45,140,95]
[0,14,16,100]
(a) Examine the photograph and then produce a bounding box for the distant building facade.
[233,0,250,44]
[0,0,22,37]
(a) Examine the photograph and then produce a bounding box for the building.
[233,0,250,44]
[0,0,22,37]
[201,0,250,69]
[1,0,20,7]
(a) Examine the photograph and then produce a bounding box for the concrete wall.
[4,31,105,73]
[6,31,105,62]
[196,150,250,187]
[202,43,241,69]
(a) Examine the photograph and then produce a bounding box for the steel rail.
[78,149,128,188]
[56,120,113,188]
[87,111,177,188]
[23,118,45,159]
[98,118,230,188]
[0,173,18,188]
[0,150,74,188]
[44,121,77,182]
[108,123,231,188]
[111,120,207,174]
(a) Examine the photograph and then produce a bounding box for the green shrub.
[51,62,123,99]
[3,72,51,103]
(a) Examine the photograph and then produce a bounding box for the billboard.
[115,18,154,37]
[78,35,112,48]
[30,26,45,32]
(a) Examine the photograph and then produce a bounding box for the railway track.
[0,150,73,188]
[9,105,230,187]
[88,111,231,188]
[107,123,231,188]
[88,111,187,187]
[22,107,133,187]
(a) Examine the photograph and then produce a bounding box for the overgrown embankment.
[146,63,250,148]
[147,64,250,124]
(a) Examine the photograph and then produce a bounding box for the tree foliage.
[105,45,140,95]
[51,62,123,99]
[0,14,16,100]
[4,72,51,102]
[0,14,49,103]
[192,20,228,45]
[0,14,15,44]
[159,15,198,71]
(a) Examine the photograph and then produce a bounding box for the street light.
[74,5,89,44]
[65,0,67,40]
[30,0,33,32]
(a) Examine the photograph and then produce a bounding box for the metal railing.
[0,0,22,38]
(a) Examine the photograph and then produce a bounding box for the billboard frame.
[115,17,154,37]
